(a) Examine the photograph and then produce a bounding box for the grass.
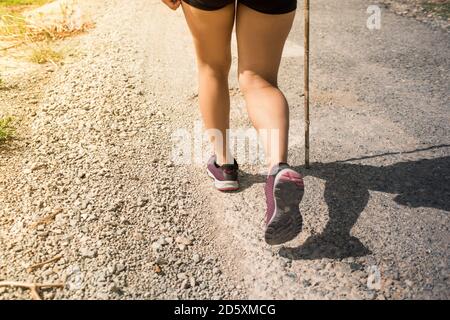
[422,1,450,19]
[0,0,51,9]
[0,117,14,143]
[0,0,51,15]
[0,0,50,5]
[29,42,63,64]
[0,0,93,55]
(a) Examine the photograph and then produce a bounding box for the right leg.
[235,4,303,244]
[235,4,295,169]
[181,1,235,165]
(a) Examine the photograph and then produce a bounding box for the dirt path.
[1,0,449,299]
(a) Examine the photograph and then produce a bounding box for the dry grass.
[0,0,93,61]
[29,42,63,64]
[0,10,92,45]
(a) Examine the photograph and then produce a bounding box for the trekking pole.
[304,0,310,168]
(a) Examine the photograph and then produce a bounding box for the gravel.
[380,0,450,31]
[0,0,244,300]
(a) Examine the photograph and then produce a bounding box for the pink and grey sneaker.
[206,155,239,192]
[264,163,304,245]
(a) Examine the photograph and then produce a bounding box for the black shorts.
[182,0,297,15]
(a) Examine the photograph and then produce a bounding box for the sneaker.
[206,155,239,192]
[264,163,304,245]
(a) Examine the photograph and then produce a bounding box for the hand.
[161,0,182,10]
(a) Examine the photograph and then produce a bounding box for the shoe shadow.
[279,152,450,260]
[237,169,267,192]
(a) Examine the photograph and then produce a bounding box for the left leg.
[181,1,236,166]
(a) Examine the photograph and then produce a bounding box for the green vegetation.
[422,1,450,19]
[0,0,51,14]
[0,0,51,8]
[0,117,14,143]
[0,0,49,4]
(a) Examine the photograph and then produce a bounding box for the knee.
[238,70,276,94]
[198,59,231,81]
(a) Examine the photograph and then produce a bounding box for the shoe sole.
[265,169,304,245]
[207,168,239,192]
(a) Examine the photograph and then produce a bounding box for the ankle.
[216,154,234,166]
[268,161,289,174]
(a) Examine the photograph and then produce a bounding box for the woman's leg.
[235,4,295,169]
[181,2,236,165]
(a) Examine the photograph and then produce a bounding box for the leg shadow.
[280,154,450,260]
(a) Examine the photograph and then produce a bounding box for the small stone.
[177,273,187,280]
[189,277,196,288]
[79,247,97,258]
[153,264,162,274]
[115,263,125,273]
[151,242,162,251]
[302,279,312,287]
[175,236,192,246]
[136,198,148,207]
[192,254,201,263]
[107,264,116,274]
[212,268,221,275]
[350,262,364,272]
[367,266,382,291]
[165,237,174,244]
[108,203,121,212]
[109,284,122,294]
[182,279,190,289]
[155,257,168,265]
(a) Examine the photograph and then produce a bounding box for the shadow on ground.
[240,146,450,260]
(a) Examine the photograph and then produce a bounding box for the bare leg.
[236,4,295,169]
[182,2,235,165]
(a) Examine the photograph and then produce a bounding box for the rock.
[192,254,201,263]
[109,284,122,294]
[153,264,162,274]
[107,264,116,275]
[165,237,174,244]
[182,279,190,289]
[136,197,148,207]
[175,236,192,246]
[189,277,196,288]
[151,242,162,251]
[79,247,97,258]
[115,263,125,273]
[367,266,382,291]
[155,257,168,265]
